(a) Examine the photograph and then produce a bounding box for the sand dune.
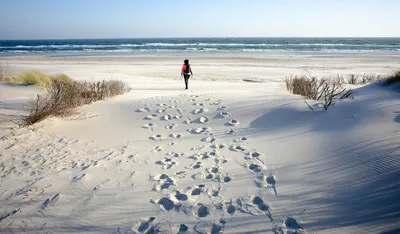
[0,54,399,233]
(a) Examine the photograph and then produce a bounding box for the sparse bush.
[22,79,131,126]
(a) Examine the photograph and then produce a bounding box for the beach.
[1,53,399,233]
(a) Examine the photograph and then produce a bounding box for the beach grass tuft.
[386,70,400,85]
[22,79,131,126]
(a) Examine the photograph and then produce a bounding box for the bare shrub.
[23,79,131,126]
[318,78,347,110]
[340,89,354,100]
[347,74,358,84]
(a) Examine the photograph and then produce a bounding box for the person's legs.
[184,75,190,89]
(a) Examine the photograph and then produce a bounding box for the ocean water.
[0,38,399,56]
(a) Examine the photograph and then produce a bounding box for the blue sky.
[0,0,399,39]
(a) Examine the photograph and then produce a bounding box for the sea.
[0,38,399,56]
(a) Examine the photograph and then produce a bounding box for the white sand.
[0,54,399,233]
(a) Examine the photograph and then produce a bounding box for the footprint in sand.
[144,114,158,120]
[183,117,192,124]
[202,136,216,143]
[190,145,206,151]
[194,203,210,218]
[218,111,231,118]
[189,152,207,160]
[176,108,185,114]
[142,123,155,129]
[155,157,177,169]
[151,197,178,211]
[173,114,182,119]
[230,144,247,152]
[161,114,174,121]
[136,107,150,113]
[203,150,218,158]
[151,174,176,191]
[168,141,177,147]
[225,128,236,135]
[211,143,227,150]
[169,133,183,139]
[172,190,189,201]
[149,134,163,141]
[189,161,203,170]
[165,123,177,130]
[223,200,236,215]
[198,116,210,124]
[192,108,208,115]
[279,217,304,233]
[210,100,223,106]
[226,118,240,126]
[165,152,185,158]
[193,102,205,107]
[251,195,272,215]
[135,217,157,233]
[174,170,188,179]
[195,166,231,183]
[211,219,227,233]
[188,127,212,134]
[234,136,248,143]
[247,162,266,174]
[151,146,163,152]
[188,185,204,196]
[245,151,264,160]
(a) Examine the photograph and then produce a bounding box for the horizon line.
[1,36,400,41]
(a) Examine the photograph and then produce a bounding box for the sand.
[0,54,399,233]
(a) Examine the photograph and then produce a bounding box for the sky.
[0,0,399,39]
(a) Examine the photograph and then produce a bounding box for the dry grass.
[346,73,381,85]
[0,63,72,86]
[22,79,131,126]
[386,70,400,85]
[285,75,351,110]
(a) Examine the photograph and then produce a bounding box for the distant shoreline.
[1,38,399,57]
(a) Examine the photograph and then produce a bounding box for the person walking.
[181,59,193,90]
